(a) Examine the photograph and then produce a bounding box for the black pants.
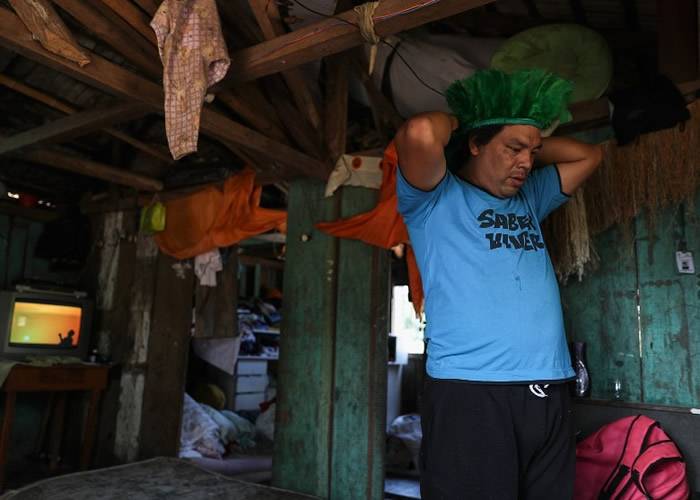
[419,378,575,500]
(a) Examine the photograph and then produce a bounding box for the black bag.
[610,74,690,146]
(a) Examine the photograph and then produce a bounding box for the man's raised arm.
[395,112,458,191]
[537,137,603,195]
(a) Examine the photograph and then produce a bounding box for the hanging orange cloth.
[316,143,425,314]
[155,167,286,260]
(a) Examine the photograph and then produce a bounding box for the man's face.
[469,125,542,198]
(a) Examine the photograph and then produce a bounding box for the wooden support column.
[273,180,339,497]
[111,233,158,463]
[93,212,140,466]
[93,215,194,464]
[330,187,389,499]
[139,252,194,458]
[273,182,389,499]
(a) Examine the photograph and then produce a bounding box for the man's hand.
[536,137,603,195]
[395,112,458,191]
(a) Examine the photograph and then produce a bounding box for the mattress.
[1,457,318,500]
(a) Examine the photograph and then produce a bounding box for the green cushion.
[491,24,613,103]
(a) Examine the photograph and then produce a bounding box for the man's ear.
[468,136,481,157]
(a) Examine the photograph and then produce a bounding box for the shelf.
[575,398,698,415]
[252,329,280,336]
[238,355,279,361]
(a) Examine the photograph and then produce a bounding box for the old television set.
[0,289,93,360]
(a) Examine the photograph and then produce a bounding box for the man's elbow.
[594,144,604,166]
[587,144,604,172]
[398,116,438,149]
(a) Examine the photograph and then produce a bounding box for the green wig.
[445,69,574,131]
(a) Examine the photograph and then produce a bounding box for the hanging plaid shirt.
[151,0,230,160]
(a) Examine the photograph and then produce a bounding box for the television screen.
[9,300,83,348]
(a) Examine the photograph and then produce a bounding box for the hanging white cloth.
[194,249,222,286]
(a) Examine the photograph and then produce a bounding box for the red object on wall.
[18,193,38,208]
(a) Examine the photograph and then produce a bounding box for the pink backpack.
[575,414,690,500]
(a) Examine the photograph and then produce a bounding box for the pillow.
[491,24,613,103]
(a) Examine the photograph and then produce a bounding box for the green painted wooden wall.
[562,194,700,407]
[273,181,389,500]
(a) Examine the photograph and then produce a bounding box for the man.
[394,69,603,499]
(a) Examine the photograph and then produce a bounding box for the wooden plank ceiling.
[0,0,691,213]
[0,0,495,210]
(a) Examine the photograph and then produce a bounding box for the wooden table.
[0,364,109,491]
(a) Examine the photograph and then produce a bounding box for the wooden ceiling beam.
[217,1,325,163]
[0,74,172,164]
[657,0,698,83]
[249,0,323,131]
[521,0,542,19]
[53,0,161,79]
[567,0,588,25]
[216,89,290,144]
[0,6,327,177]
[78,0,293,173]
[351,53,403,142]
[0,102,148,155]
[556,79,700,134]
[131,0,158,17]
[262,77,326,160]
[17,149,163,191]
[324,55,349,163]
[217,0,495,88]
[215,0,264,48]
[0,201,60,223]
[0,73,74,114]
[98,0,158,46]
[619,0,639,30]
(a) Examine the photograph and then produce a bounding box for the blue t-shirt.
[397,165,575,382]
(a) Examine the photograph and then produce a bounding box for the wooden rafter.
[56,0,302,174]
[8,0,90,67]
[521,0,542,18]
[568,0,588,24]
[0,6,327,177]
[0,74,172,164]
[351,53,403,141]
[49,0,319,174]
[215,0,264,48]
[557,80,700,134]
[217,0,495,88]
[131,0,158,17]
[216,88,290,144]
[248,0,323,131]
[0,102,148,155]
[619,0,639,30]
[98,0,158,46]
[17,149,163,191]
[52,0,161,79]
[657,0,698,82]
[216,1,325,163]
[324,55,350,162]
[262,77,326,159]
